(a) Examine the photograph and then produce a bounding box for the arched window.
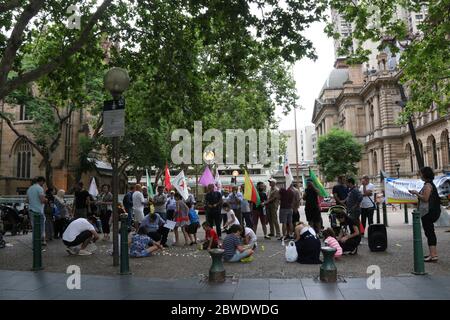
[373,151,378,176]
[417,139,424,167]
[427,135,438,169]
[441,130,449,169]
[406,144,414,172]
[15,140,31,178]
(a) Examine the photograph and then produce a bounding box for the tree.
[323,0,449,116]
[317,128,363,182]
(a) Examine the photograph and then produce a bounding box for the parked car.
[319,197,336,212]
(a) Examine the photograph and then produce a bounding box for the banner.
[385,175,450,204]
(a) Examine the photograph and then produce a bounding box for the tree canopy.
[317,128,363,182]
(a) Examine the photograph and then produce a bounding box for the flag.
[164,164,172,190]
[146,169,154,197]
[199,166,215,187]
[302,173,307,191]
[215,170,222,192]
[173,170,189,200]
[244,169,260,206]
[283,154,294,188]
[88,177,98,197]
[309,168,329,197]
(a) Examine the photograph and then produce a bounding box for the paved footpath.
[1,270,450,300]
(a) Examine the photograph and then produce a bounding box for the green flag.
[146,169,154,197]
[309,168,329,197]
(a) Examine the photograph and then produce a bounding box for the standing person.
[265,178,281,238]
[142,187,150,216]
[252,182,269,239]
[44,188,55,242]
[279,186,295,240]
[336,211,361,255]
[54,190,69,239]
[153,186,168,220]
[132,184,148,229]
[303,179,322,234]
[409,167,441,262]
[333,176,349,207]
[26,177,47,245]
[98,184,113,241]
[240,184,253,229]
[226,186,243,224]
[73,182,91,219]
[174,193,190,246]
[360,175,376,231]
[187,204,200,245]
[186,187,196,208]
[204,184,223,238]
[291,183,301,226]
[122,185,135,228]
[166,191,177,221]
[345,177,363,222]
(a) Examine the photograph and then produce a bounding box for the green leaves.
[317,128,363,182]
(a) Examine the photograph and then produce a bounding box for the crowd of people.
[23,166,442,263]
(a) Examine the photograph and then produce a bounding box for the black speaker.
[368,224,387,252]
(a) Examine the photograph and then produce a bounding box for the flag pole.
[294,106,300,186]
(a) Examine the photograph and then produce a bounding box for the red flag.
[164,164,172,190]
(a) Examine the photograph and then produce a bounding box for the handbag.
[285,241,298,262]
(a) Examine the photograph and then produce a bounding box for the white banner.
[385,175,450,204]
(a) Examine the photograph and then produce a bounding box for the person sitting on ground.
[241,226,257,250]
[140,211,169,247]
[223,224,254,263]
[62,216,100,256]
[336,211,361,255]
[201,221,219,250]
[187,204,200,245]
[222,202,240,233]
[129,226,163,258]
[322,227,342,258]
[294,222,322,264]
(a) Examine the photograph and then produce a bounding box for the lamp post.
[232,170,239,186]
[104,67,130,267]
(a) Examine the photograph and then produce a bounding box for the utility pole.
[294,106,300,186]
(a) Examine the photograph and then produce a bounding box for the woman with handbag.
[409,167,441,263]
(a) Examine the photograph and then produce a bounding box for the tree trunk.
[44,158,54,190]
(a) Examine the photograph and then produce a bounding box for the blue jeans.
[227,249,252,262]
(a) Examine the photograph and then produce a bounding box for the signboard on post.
[103,99,125,137]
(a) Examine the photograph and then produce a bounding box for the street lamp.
[204,150,215,163]
[104,67,130,267]
[232,170,239,185]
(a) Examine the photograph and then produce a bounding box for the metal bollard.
[411,210,426,275]
[382,201,388,227]
[32,211,43,271]
[120,213,131,275]
[404,204,409,224]
[320,247,337,282]
[208,249,225,283]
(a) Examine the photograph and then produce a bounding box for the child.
[241,226,257,250]
[223,224,254,263]
[174,193,190,246]
[187,204,200,245]
[222,203,240,232]
[201,221,219,250]
[129,226,162,258]
[322,227,342,258]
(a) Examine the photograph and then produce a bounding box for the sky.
[277,21,335,131]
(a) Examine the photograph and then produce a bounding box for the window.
[19,104,31,121]
[15,140,31,178]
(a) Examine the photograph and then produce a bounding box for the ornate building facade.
[312,57,449,183]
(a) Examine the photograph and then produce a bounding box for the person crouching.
[63,216,100,256]
[294,222,322,264]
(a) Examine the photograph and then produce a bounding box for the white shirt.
[132,191,147,213]
[244,227,257,244]
[226,209,240,225]
[63,218,95,242]
[360,183,375,208]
